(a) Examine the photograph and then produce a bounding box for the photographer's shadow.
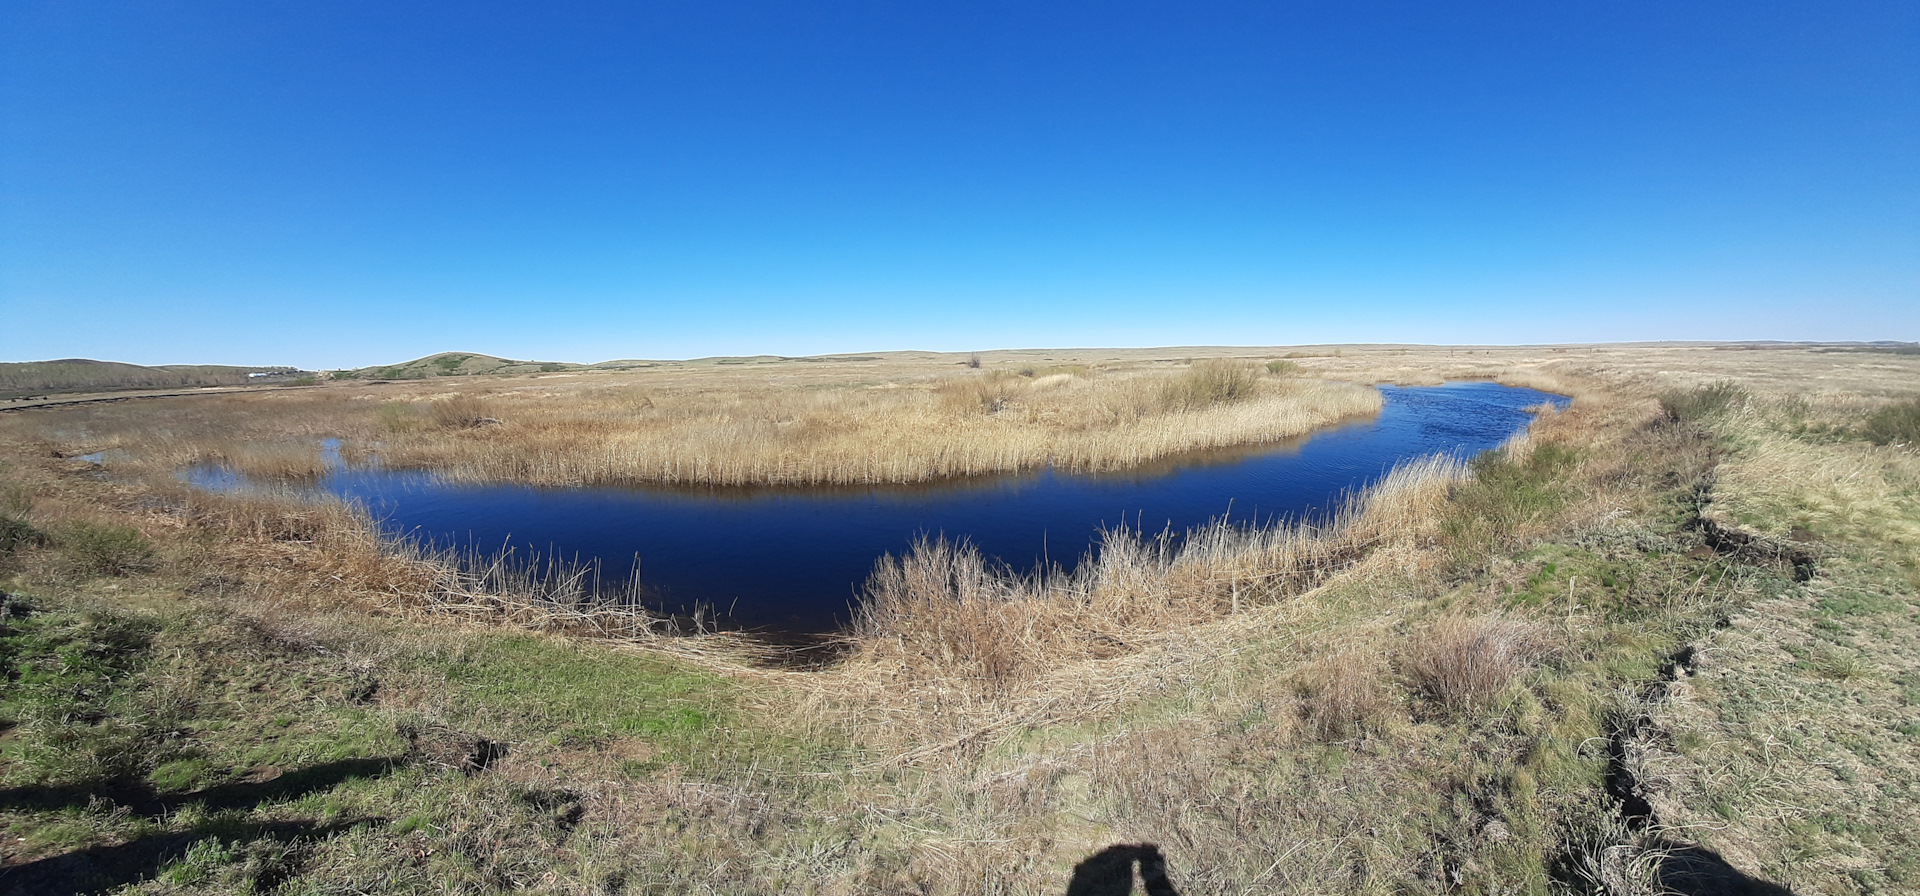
[1065,843,1180,896]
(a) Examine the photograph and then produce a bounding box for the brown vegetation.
[7,356,1379,488]
[1401,613,1545,713]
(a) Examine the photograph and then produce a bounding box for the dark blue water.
[190,382,1565,633]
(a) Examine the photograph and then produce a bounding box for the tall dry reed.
[847,454,1467,700]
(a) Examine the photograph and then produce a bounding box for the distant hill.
[0,359,300,399]
[336,352,583,380]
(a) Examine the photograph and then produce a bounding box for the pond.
[188,382,1567,634]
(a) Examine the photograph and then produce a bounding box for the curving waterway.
[187,382,1567,633]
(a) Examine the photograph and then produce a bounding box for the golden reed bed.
[25,356,1382,487]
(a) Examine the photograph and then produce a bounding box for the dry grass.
[1294,646,1393,740]
[2,356,1380,487]
[1400,614,1546,713]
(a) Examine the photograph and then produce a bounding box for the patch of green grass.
[149,756,217,791]
[0,598,173,786]
[1440,444,1582,564]
[0,514,45,557]
[1660,380,1749,423]
[162,836,241,886]
[1860,397,1920,446]
[52,520,155,576]
[429,634,733,751]
[1815,588,1902,618]
[1787,643,1872,681]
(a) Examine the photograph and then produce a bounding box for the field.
[2,343,1918,895]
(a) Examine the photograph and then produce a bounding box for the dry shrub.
[1403,614,1545,712]
[429,394,498,429]
[1296,648,1392,739]
[936,370,1026,414]
[1161,359,1261,411]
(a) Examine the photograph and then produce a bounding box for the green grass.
[0,585,777,894]
[1659,380,1749,422]
[1860,396,1920,445]
[52,520,154,576]
[1438,443,1582,565]
[427,633,729,746]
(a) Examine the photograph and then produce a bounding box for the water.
[187,382,1566,633]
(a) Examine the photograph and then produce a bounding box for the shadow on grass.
[0,757,401,895]
[0,756,398,818]
[0,817,378,896]
[1657,843,1795,896]
[1065,843,1180,896]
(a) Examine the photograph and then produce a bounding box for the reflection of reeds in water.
[850,454,1468,694]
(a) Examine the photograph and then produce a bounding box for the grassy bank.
[2,344,1916,894]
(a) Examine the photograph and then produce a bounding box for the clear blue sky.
[3,1,1915,368]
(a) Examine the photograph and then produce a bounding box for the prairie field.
[1,343,1918,895]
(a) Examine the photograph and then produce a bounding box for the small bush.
[1404,615,1544,713]
[1860,397,1920,446]
[1265,360,1299,376]
[429,394,498,429]
[1658,381,1748,422]
[939,371,1024,414]
[55,521,155,576]
[0,516,45,557]
[1162,359,1261,411]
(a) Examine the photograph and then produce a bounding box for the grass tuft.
[1160,358,1262,411]
[1659,380,1749,422]
[53,520,155,576]
[1296,648,1392,739]
[428,394,498,429]
[1403,614,1545,713]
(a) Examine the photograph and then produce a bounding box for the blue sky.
[3,1,1915,368]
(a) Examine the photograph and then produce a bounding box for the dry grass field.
[2,342,1917,895]
[6,354,1378,488]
